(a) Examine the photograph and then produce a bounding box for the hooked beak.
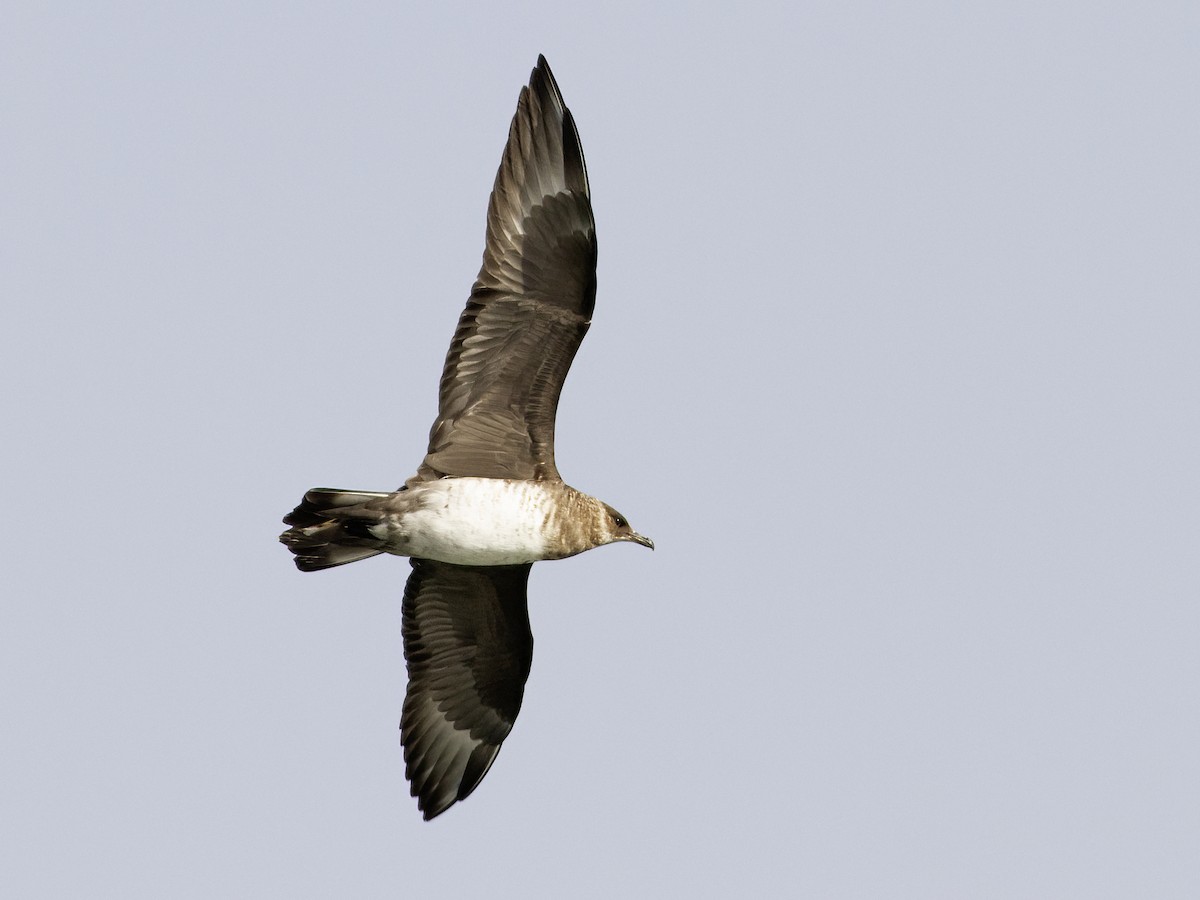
[628,532,655,550]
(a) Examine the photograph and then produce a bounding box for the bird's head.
[599,502,654,551]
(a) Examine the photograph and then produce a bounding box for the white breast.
[395,478,553,566]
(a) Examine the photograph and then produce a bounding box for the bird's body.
[284,478,634,567]
[279,56,651,820]
[381,478,566,565]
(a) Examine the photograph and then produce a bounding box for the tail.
[280,488,391,572]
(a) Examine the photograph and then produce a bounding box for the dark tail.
[280,488,390,572]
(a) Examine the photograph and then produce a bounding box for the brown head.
[596,501,654,551]
[549,487,653,558]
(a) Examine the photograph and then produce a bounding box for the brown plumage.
[421,58,596,483]
[280,56,652,821]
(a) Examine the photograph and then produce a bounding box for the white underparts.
[383,478,556,566]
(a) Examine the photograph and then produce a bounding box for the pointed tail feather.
[280,488,391,572]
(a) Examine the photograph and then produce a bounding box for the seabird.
[280,56,652,820]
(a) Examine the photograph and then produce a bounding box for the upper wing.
[400,558,534,820]
[419,55,596,482]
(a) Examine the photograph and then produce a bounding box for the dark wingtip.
[413,780,455,821]
[407,741,503,822]
[526,54,589,197]
[531,54,562,104]
[420,803,446,822]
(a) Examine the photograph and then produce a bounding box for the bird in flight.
[280,55,653,820]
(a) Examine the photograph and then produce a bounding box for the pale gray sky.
[3,2,1198,897]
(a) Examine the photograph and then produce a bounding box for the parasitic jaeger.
[280,56,652,820]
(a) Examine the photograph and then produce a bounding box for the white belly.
[392,478,552,566]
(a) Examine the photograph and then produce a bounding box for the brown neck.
[545,485,608,559]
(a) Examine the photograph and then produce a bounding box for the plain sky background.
[3,2,1198,897]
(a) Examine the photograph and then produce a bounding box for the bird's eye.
[612,514,627,528]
